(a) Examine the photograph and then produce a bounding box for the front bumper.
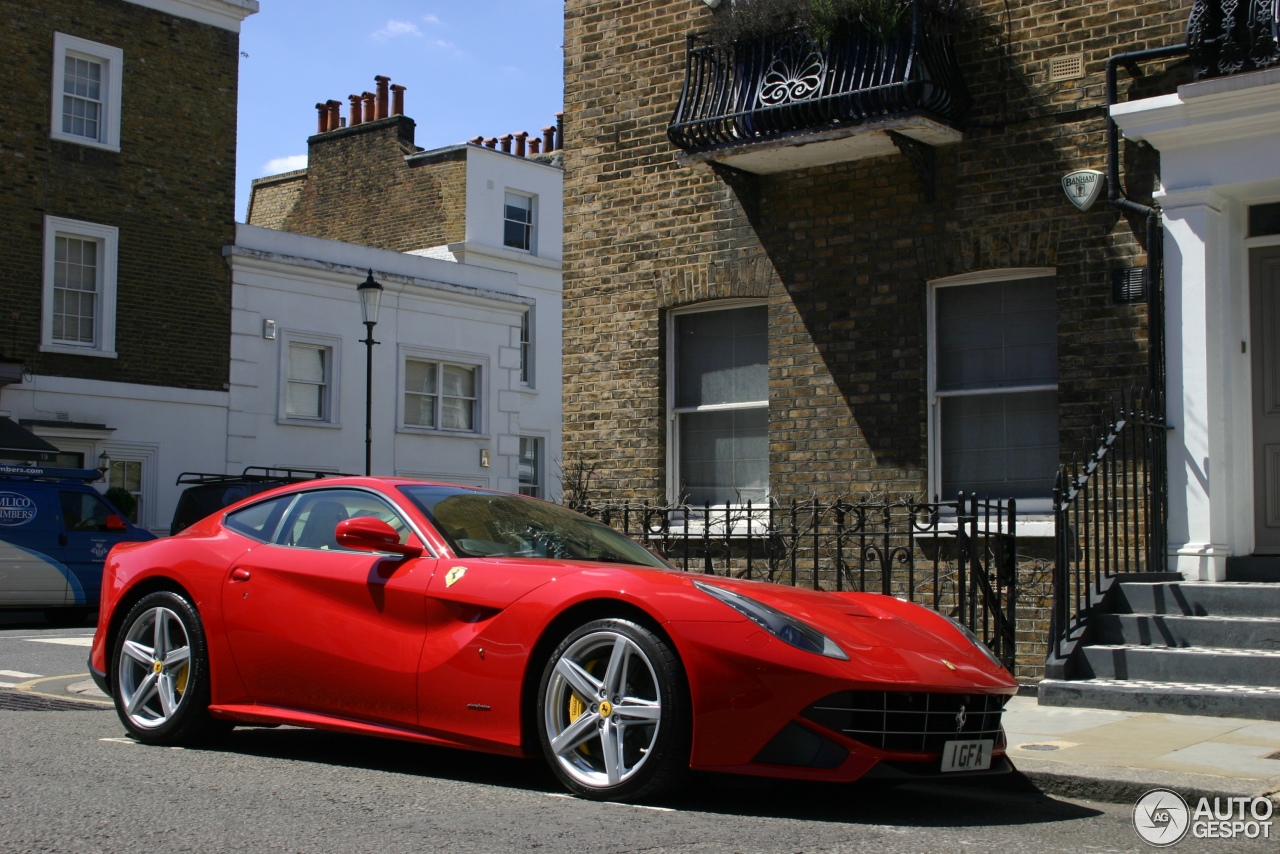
[88,658,111,698]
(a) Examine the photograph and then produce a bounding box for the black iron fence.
[1050,389,1169,660]
[575,494,1017,671]
[668,3,969,153]
[1188,0,1280,79]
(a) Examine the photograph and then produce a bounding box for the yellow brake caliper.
[566,659,601,756]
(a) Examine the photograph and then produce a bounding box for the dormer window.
[503,191,535,252]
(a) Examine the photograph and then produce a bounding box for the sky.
[234,1,565,221]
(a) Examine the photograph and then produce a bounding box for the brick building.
[238,85,565,497]
[560,0,1187,527]
[0,0,257,529]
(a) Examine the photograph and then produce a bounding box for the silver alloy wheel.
[116,606,193,730]
[542,629,664,789]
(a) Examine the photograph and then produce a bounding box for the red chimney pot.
[374,75,390,120]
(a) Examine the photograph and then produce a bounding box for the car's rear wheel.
[537,618,690,802]
[111,591,228,744]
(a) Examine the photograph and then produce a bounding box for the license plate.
[940,739,993,772]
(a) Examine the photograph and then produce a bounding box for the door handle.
[230,568,251,582]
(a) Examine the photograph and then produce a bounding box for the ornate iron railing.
[576,494,1017,671]
[1049,389,1169,661]
[668,2,969,153]
[1188,0,1280,79]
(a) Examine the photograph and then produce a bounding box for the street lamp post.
[357,270,383,476]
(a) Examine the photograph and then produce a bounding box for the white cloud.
[262,154,307,176]
[423,14,441,25]
[371,19,422,41]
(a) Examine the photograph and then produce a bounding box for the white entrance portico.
[1112,67,1280,580]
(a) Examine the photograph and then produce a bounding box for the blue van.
[0,464,155,622]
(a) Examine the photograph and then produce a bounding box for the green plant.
[708,0,962,46]
[105,486,137,521]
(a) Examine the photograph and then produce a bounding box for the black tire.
[110,591,229,745]
[537,618,690,802]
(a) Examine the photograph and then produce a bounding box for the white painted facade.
[0,378,229,534]
[226,220,563,501]
[1112,67,1280,580]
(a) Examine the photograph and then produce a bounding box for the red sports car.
[89,478,1018,801]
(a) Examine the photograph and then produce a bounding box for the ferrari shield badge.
[445,566,467,587]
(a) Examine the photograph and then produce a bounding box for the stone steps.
[1038,678,1280,720]
[1040,579,1280,719]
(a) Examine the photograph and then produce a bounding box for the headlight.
[694,581,848,660]
[945,615,1006,671]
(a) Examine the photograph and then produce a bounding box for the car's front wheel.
[111,591,227,744]
[537,618,690,802]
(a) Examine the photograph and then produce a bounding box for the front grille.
[802,691,1007,754]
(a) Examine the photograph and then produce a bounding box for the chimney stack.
[348,94,363,127]
[326,100,341,132]
[316,103,329,133]
[390,84,406,116]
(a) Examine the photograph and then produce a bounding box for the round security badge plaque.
[1133,788,1191,847]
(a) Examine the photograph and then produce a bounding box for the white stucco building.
[1113,67,1280,580]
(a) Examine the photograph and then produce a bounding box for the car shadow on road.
[202,725,1102,828]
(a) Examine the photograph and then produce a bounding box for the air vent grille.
[1049,54,1084,82]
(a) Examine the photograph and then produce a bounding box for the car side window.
[276,489,412,552]
[224,496,291,543]
[58,489,116,532]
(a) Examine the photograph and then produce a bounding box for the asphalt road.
[1,621,1273,854]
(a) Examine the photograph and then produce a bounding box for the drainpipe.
[1105,43,1187,397]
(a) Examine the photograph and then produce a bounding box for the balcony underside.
[674,111,962,175]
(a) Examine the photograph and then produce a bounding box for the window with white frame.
[670,303,769,505]
[278,332,340,424]
[286,343,331,420]
[519,309,533,386]
[41,216,117,357]
[51,33,123,151]
[108,458,143,523]
[503,191,534,252]
[930,271,1058,509]
[518,437,543,497]
[404,358,480,432]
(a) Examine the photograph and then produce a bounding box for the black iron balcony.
[1188,0,1280,79]
[668,2,969,174]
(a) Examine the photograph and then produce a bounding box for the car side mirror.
[336,516,423,558]
[105,515,128,532]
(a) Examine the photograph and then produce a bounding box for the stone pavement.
[1001,695,1280,804]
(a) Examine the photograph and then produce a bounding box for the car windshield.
[398,485,671,568]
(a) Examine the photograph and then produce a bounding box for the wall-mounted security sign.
[1063,169,1106,212]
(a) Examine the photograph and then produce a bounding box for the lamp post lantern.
[357,269,383,476]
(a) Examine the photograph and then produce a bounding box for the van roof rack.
[174,467,348,486]
[0,464,104,483]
